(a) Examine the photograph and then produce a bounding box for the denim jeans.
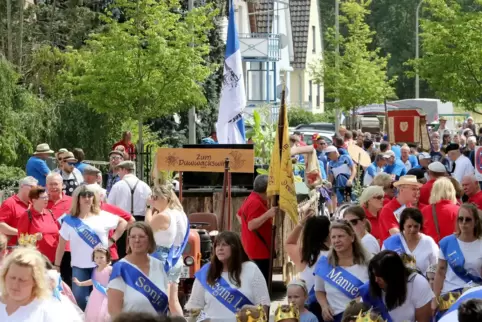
[153,245,184,283]
[72,266,93,311]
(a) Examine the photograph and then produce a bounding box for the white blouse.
[108,256,168,315]
[0,298,83,322]
[362,233,380,255]
[439,238,482,294]
[299,251,329,294]
[185,261,270,321]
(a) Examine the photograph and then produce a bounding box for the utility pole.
[334,0,341,132]
[415,0,423,99]
[188,0,196,144]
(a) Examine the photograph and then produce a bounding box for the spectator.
[112,131,136,160]
[446,143,474,183]
[372,173,395,205]
[83,166,106,201]
[461,175,482,208]
[72,148,87,175]
[419,162,447,205]
[26,143,54,187]
[104,151,124,196]
[384,150,407,180]
[359,185,385,242]
[363,154,388,186]
[59,152,84,196]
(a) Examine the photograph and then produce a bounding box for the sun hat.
[393,175,423,188]
[33,143,54,155]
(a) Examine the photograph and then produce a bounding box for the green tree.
[288,107,334,126]
[408,0,482,112]
[310,0,396,114]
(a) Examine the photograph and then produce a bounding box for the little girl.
[286,280,318,322]
[73,247,112,322]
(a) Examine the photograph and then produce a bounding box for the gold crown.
[400,253,417,270]
[236,305,267,322]
[355,310,386,322]
[438,292,461,311]
[18,233,37,247]
[274,303,299,322]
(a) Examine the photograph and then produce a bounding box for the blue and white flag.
[216,0,246,144]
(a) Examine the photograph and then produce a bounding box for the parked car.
[295,122,336,133]
[290,129,334,146]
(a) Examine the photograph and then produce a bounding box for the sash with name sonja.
[313,256,364,299]
[110,261,168,314]
[383,234,405,255]
[194,263,253,313]
[440,235,482,284]
[359,282,393,322]
[63,215,102,249]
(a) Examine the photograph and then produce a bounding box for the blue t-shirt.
[329,155,353,188]
[301,311,319,322]
[74,162,88,175]
[26,156,50,187]
[391,145,401,159]
[408,154,419,168]
[384,159,407,180]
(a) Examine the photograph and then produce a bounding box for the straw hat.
[393,175,423,187]
[33,143,54,155]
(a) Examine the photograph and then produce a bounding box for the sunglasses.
[373,195,384,200]
[68,162,76,166]
[79,191,95,198]
[348,219,360,226]
[110,156,122,161]
[458,216,473,223]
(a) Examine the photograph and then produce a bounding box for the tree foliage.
[310,0,396,113]
[287,107,334,126]
[408,0,482,111]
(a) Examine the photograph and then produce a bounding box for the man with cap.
[325,145,356,205]
[59,152,84,196]
[82,165,106,200]
[378,175,423,243]
[26,143,54,187]
[107,161,152,222]
[384,150,407,180]
[104,150,124,196]
[363,153,390,186]
[446,143,474,183]
[418,161,447,205]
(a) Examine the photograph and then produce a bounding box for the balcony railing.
[238,33,281,61]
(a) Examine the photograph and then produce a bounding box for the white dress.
[361,233,380,255]
[185,261,270,321]
[108,256,169,315]
[0,298,83,322]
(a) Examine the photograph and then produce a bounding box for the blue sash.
[440,235,482,284]
[53,275,63,301]
[445,288,482,315]
[306,286,316,305]
[92,269,107,296]
[194,264,253,313]
[63,215,102,249]
[359,282,393,322]
[156,219,190,273]
[110,261,168,314]
[383,234,405,254]
[313,256,364,299]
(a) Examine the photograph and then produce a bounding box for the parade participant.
[433,204,482,312]
[359,186,385,242]
[72,148,88,175]
[422,177,460,243]
[359,250,434,322]
[333,136,349,155]
[73,247,112,322]
[144,184,188,316]
[59,152,84,196]
[113,131,136,160]
[363,139,377,163]
[285,211,330,320]
[384,150,407,180]
[419,161,447,205]
[363,154,389,186]
[17,186,60,263]
[237,174,276,284]
[446,144,474,183]
[431,133,444,162]
[415,152,432,175]
[382,208,438,274]
[325,145,356,205]
[465,116,478,135]
[0,234,7,264]
[0,247,83,322]
[286,280,318,322]
[452,133,460,145]
[378,175,422,242]
[54,185,128,310]
[312,134,328,170]
[371,173,395,205]
[293,131,307,146]
[465,136,476,166]
[314,220,370,322]
[0,176,37,248]
[108,222,169,318]
[108,161,152,222]
[83,166,107,198]
[344,206,380,255]
[401,144,419,172]
[438,286,482,322]
[26,143,54,187]
[442,133,452,151]
[104,150,124,196]
[43,255,77,305]
[461,175,482,208]
[185,231,270,320]
[113,312,187,322]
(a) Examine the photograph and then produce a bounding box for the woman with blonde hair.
[314,220,370,322]
[358,185,385,242]
[0,247,82,321]
[144,184,188,316]
[54,185,128,310]
[371,173,395,205]
[421,177,460,243]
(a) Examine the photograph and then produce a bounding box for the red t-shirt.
[421,200,459,244]
[363,206,381,243]
[468,191,482,210]
[17,208,60,263]
[47,195,72,252]
[419,179,436,205]
[383,195,392,206]
[418,202,428,211]
[0,195,29,246]
[237,192,271,260]
[378,198,411,243]
[100,203,133,260]
[113,140,136,159]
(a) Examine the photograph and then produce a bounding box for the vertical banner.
[475,146,482,181]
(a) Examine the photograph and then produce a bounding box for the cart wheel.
[283,261,295,285]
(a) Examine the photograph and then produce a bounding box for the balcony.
[239,33,281,61]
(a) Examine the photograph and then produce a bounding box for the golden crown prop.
[18,233,37,247]
[236,305,267,322]
[355,309,386,322]
[274,303,300,322]
[400,253,417,270]
[438,292,461,311]
[462,282,480,294]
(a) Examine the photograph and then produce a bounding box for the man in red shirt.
[112,131,136,160]
[462,175,482,209]
[418,162,447,205]
[0,176,37,247]
[378,175,422,242]
[100,201,135,262]
[237,175,277,283]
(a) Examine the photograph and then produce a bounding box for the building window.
[308,80,312,104]
[312,26,316,53]
[316,85,320,107]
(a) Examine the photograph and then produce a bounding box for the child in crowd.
[341,301,384,322]
[73,247,112,322]
[286,280,318,322]
[426,264,437,291]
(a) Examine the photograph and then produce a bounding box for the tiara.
[438,292,461,311]
[355,309,386,322]
[274,303,299,322]
[18,233,37,247]
[236,305,267,322]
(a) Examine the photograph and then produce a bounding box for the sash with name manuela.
[313,256,364,299]
[194,264,253,313]
[63,215,102,249]
[383,234,405,255]
[440,235,482,284]
[359,282,393,322]
[110,261,168,314]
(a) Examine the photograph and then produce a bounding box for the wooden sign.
[156,148,254,173]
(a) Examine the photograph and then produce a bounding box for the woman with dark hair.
[343,206,380,255]
[360,250,434,322]
[433,203,482,314]
[285,210,330,320]
[382,208,438,274]
[314,220,371,322]
[185,231,270,320]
